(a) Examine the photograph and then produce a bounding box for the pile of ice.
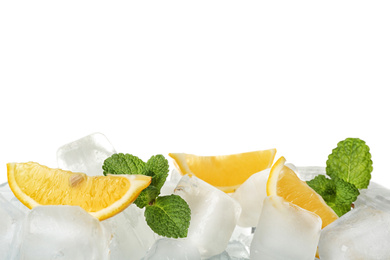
[1,133,390,260]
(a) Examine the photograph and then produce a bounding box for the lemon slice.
[7,162,151,221]
[266,157,338,228]
[169,149,276,193]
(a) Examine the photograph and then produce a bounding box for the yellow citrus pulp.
[7,162,151,221]
[169,149,276,193]
[266,157,338,229]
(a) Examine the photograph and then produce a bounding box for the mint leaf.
[143,155,169,192]
[306,175,336,203]
[307,175,359,217]
[331,204,353,217]
[332,177,360,207]
[134,186,160,208]
[102,153,145,176]
[326,138,373,189]
[102,153,192,238]
[144,194,191,238]
[306,175,356,216]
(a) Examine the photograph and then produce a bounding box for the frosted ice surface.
[207,224,252,259]
[206,251,231,260]
[174,175,241,259]
[225,240,250,259]
[143,238,201,260]
[19,205,110,260]
[0,182,14,201]
[229,225,253,252]
[231,169,270,227]
[160,169,182,196]
[102,203,157,260]
[0,194,25,260]
[318,206,390,260]
[0,182,30,214]
[204,226,251,260]
[354,182,390,212]
[250,196,322,260]
[205,238,251,259]
[57,133,116,176]
[294,165,326,181]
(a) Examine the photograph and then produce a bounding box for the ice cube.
[19,205,110,260]
[143,238,201,260]
[250,196,322,260]
[102,203,158,259]
[230,169,270,227]
[206,239,251,260]
[225,240,250,259]
[354,182,390,212]
[0,182,30,214]
[205,226,252,260]
[206,251,231,260]
[0,182,14,201]
[294,165,326,181]
[0,194,25,260]
[229,225,253,252]
[174,175,242,259]
[318,206,390,260]
[57,133,116,176]
[160,169,182,196]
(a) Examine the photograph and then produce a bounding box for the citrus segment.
[7,162,151,221]
[266,157,338,228]
[169,149,276,193]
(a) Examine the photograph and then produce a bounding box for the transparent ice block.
[0,194,25,260]
[160,169,182,196]
[354,182,390,212]
[250,196,322,260]
[294,165,326,181]
[318,205,390,260]
[229,225,253,257]
[174,175,242,259]
[0,182,30,214]
[57,133,116,176]
[102,203,158,259]
[19,205,110,260]
[143,238,201,260]
[231,168,270,227]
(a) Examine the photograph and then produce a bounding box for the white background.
[1,1,389,188]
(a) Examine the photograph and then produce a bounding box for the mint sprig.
[307,138,372,217]
[145,195,191,238]
[102,153,191,238]
[326,138,373,189]
[307,175,359,216]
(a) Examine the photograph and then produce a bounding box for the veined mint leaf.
[143,154,169,192]
[306,175,336,204]
[134,186,160,208]
[102,153,145,176]
[326,138,373,189]
[332,177,360,206]
[307,175,359,217]
[144,194,191,238]
[102,154,191,238]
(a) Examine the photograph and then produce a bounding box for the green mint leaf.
[332,176,360,206]
[307,175,360,217]
[143,154,169,192]
[307,175,336,204]
[331,203,353,217]
[102,153,145,176]
[134,186,160,208]
[102,153,192,238]
[326,138,373,189]
[144,194,191,238]
[102,153,160,207]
